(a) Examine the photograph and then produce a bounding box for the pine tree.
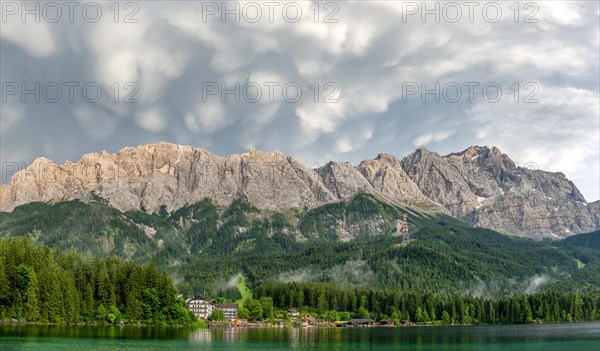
[41,263,65,323]
[573,293,584,321]
[356,306,370,319]
[48,275,65,322]
[81,283,95,321]
[429,306,436,322]
[488,301,496,324]
[442,310,451,325]
[125,266,143,322]
[0,257,8,310]
[524,299,533,324]
[160,274,177,322]
[97,263,115,308]
[96,304,107,321]
[391,310,400,324]
[317,292,327,315]
[62,275,80,323]
[142,288,160,323]
[23,268,40,322]
[454,295,465,324]
[359,295,368,310]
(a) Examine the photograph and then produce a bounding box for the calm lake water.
[0,323,598,351]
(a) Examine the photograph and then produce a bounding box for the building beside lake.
[379,319,395,326]
[186,297,238,321]
[186,296,214,319]
[213,303,239,321]
[287,309,300,318]
[348,318,375,327]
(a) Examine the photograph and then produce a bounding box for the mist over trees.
[254,282,600,324]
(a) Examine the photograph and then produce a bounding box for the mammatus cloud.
[1,1,598,200]
[414,132,454,148]
[466,86,600,201]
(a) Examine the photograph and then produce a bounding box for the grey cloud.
[1,1,598,201]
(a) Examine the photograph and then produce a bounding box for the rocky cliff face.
[357,153,443,210]
[1,142,598,239]
[0,142,439,215]
[401,146,599,239]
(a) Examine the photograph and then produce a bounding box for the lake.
[0,323,598,350]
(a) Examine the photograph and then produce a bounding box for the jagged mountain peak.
[234,147,287,159]
[116,142,213,157]
[29,156,55,166]
[320,160,355,168]
[405,147,447,165]
[1,142,598,239]
[448,145,502,157]
[373,153,402,165]
[401,145,597,239]
[443,146,517,174]
[413,146,437,156]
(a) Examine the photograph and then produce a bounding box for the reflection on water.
[188,328,212,343]
[0,323,598,351]
[0,324,192,340]
[188,327,350,349]
[289,326,299,348]
[189,327,245,343]
[185,323,600,347]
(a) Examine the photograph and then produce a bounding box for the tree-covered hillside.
[1,195,599,298]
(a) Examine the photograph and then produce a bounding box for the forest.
[0,237,198,326]
[1,195,600,326]
[1,229,599,326]
[251,282,600,324]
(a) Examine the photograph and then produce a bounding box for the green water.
[0,323,598,350]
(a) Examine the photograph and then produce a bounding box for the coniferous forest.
[1,196,600,326]
[252,282,600,324]
[0,237,197,326]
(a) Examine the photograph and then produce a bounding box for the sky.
[1,1,599,201]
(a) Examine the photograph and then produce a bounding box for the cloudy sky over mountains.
[1,1,599,200]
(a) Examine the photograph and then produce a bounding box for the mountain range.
[1,142,598,239]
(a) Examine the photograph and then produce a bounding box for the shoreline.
[207,319,600,329]
[2,319,599,329]
[0,319,201,329]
